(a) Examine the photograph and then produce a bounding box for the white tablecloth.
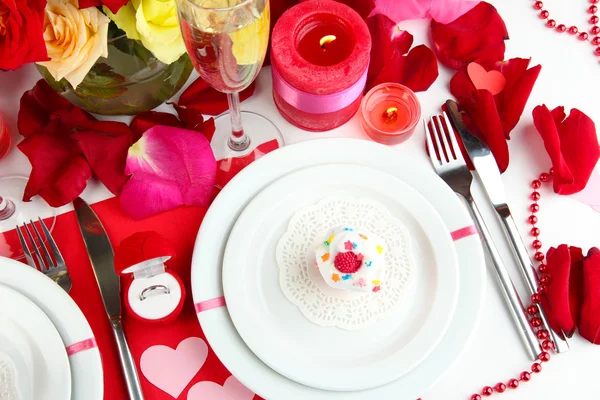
[1,1,599,398]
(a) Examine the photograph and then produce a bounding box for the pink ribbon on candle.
[271,61,369,114]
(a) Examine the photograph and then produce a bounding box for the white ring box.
[120,256,185,324]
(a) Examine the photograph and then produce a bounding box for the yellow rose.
[106,0,185,65]
[37,0,110,89]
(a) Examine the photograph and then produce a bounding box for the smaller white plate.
[0,257,103,400]
[0,284,71,400]
[0,317,35,400]
[223,164,460,392]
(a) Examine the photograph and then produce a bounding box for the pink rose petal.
[120,126,216,219]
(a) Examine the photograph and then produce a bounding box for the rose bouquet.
[1,0,192,114]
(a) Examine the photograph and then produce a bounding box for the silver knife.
[74,197,145,400]
[446,100,569,354]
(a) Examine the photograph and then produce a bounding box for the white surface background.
[1,0,600,398]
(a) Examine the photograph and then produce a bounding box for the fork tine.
[23,223,47,271]
[39,217,65,268]
[16,226,37,270]
[432,115,452,163]
[441,111,465,163]
[30,220,55,268]
[424,119,441,168]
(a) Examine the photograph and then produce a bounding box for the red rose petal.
[366,15,413,88]
[170,104,216,142]
[569,247,585,329]
[449,67,476,101]
[451,58,541,141]
[17,122,92,207]
[533,105,600,194]
[365,15,437,92]
[459,89,509,172]
[79,0,128,13]
[130,111,184,140]
[176,78,256,116]
[533,105,572,186]
[579,247,600,344]
[73,121,134,195]
[492,58,541,138]
[431,2,509,70]
[544,245,578,337]
[17,80,75,137]
[400,44,439,92]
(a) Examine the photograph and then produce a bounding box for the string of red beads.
[531,0,600,57]
[468,170,556,399]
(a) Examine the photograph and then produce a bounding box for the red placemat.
[3,197,259,400]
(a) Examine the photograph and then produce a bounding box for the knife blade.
[73,197,120,318]
[445,100,570,354]
[445,100,508,208]
[74,197,145,400]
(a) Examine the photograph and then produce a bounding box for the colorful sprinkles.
[315,226,385,293]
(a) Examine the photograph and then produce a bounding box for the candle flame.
[382,107,398,123]
[320,35,337,48]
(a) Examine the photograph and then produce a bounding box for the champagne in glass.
[176,0,283,184]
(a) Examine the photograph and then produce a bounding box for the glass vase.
[38,34,193,115]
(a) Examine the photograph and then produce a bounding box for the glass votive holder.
[360,83,421,145]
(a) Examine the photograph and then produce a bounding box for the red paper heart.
[467,62,506,95]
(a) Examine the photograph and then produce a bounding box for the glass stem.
[227,92,250,152]
[0,196,15,221]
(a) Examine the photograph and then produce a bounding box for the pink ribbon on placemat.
[271,62,369,114]
[195,297,226,313]
[450,225,478,241]
[66,338,97,356]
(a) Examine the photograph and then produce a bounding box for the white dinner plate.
[0,284,71,400]
[0,316,35,400]
[192,138,486,399]
[0,257,103,400]
[222,164,459,391]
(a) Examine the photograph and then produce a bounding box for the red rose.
[79,0,128,13]
[0,0,47,70]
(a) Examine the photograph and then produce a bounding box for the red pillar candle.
[271,0,371,131]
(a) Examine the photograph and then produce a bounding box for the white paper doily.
[276,197,415,330]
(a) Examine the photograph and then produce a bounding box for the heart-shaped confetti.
[467,62,506,95]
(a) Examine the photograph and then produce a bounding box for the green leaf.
[75,85,128,100]
[82,63,126,88]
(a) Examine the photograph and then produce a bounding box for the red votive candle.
[271,0,371,131]
[361,83,421,145]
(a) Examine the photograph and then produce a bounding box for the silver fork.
[425,113,541,361]
[16,218,72,293]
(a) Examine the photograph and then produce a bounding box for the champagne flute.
[176,0,284,181]
[0,176,57,260]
